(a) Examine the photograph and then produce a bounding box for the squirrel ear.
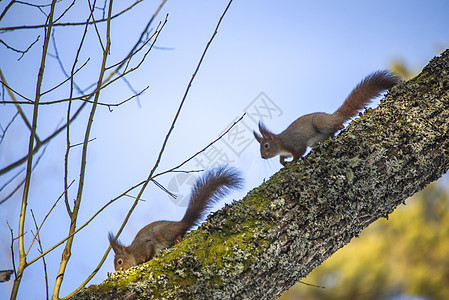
[258,121,271,139]
[253,130,262,143]
[108,232,125,254]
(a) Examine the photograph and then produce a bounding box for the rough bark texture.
[72,49,449,300]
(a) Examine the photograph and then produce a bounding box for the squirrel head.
[253,122,281,159]
[108,232,138,271]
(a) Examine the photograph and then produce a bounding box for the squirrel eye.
[117,259,123,265]
[264,143,269,149]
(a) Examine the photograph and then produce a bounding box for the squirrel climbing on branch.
[253,70,400,166]
[108,165,243,271]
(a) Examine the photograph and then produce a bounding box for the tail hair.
[334,70,400,122]
[180,165,243,230]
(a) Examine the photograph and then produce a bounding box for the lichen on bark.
[72,49,449,300]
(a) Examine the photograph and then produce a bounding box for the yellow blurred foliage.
[279,182,449,300]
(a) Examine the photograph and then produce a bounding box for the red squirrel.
[254,70,400,166]
[108,165,243,271]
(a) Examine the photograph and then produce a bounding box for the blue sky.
[1,1,448,299]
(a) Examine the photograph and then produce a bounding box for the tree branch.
[72,49,449,300]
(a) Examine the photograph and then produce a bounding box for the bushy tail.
[333,70,400,123]
[180,165,243,231]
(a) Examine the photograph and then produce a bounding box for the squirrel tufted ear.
[108,232,125,254]
[258,121,272,139]
[253,130,262,143]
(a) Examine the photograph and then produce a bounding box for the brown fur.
[254,70,400,166]
[108,166,243,271]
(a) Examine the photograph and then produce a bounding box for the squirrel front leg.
[280,147,305,166]
[280,155,289,166]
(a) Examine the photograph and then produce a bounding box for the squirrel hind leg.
[334,123,344,130]
[174,234,183,245]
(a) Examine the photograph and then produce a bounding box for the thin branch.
[0,167,24,195]
[42,55,90,96]
[64,3,94,219]
[155,112,246,179]
[151,179,177,199]
[7,221,17,277]
[105,86,149,111]
[0,81,34,102]
[171,169,204,173]
[30,210,49,300]
[101,0,167,77]
[0,111,19,145]
[0,0,16,22]
[0,35,40,60]
[0,0,145,31]
[69,138,96,149]
[52,0,76,24]
[87,0,105,53]
[0,68,40,145]
[0,140,49,205]
[25,180,75,257]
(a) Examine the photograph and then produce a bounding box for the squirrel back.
[109,165,243,271]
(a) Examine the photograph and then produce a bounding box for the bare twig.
[0,35,40,60]
[0,0,145,31]
[30,210,49,300]
[53,0,76,24]
[87,0,105,52]
[155,112,245,179]
[0,80,34,102]
[152,179,177,199]
[42,55,90,96]
[63,4,94,219]
[124,194,148,201]
[171,169,204,173]
[69,138,96,149]
[0,167,24,194]
[0,0,16,22]
[0,111,19,144]
[25,180,75,257]
[0,68,40,144]
[7,221,17,276]
[0,137,50,205]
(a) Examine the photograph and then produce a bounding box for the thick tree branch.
[72,49,449,300]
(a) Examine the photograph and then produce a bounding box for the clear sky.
[1,0,449,299]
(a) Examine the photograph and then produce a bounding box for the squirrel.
[108,165,243,271]
[253,70,400,166]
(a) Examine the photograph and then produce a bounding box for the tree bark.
[72,49,449,300]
